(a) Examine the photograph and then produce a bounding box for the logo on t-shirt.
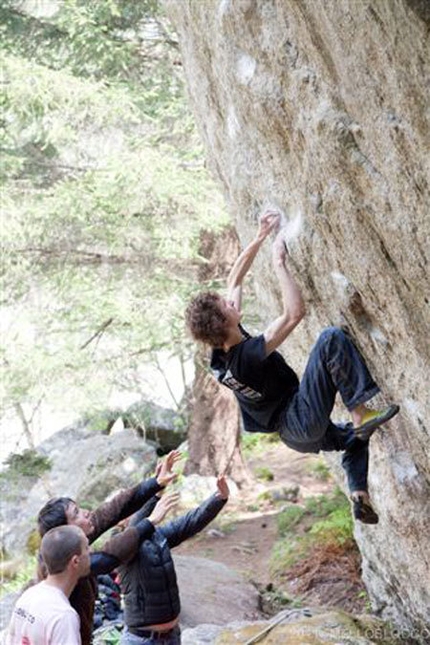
[14,607,35,624]
[221,370,262,400]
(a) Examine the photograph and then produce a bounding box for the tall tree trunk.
[14,402,36,450]
[184,351,252,487]
[185,227,253,487]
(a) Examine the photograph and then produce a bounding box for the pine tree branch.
[80,318,114,350]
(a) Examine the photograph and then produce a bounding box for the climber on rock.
[185,210,399,525]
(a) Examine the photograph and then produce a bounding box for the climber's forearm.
[226,237,265,301]
[263,240,305,355]
[226,211,280,304]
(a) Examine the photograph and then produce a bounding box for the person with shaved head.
[6,525,90,644]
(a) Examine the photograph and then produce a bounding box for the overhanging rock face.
[164,0,430,635]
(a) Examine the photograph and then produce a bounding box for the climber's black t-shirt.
[211,327,299,432]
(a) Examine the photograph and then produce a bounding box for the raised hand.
[156,450,182,488]
[257,210,281,241]
[216,475,230,500]
[148,491,180,526]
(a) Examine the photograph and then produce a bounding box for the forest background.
[1,0,237,461]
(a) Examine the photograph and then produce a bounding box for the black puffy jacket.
[119,492,227,628]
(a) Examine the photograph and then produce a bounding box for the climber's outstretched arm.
[226,211,280,311]
[263,231,306,356]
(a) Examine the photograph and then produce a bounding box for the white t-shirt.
[6,580,81,645]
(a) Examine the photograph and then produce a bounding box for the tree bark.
[184,351,252,487]
[184,227,253,487]
[14,402,35,450]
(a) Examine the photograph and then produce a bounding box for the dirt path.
[176,442,367,614]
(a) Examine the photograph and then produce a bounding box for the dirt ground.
[175,442,367,615]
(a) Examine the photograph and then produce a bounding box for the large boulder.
[174,555,261,627]
[89,400,187,453]
[163,0,430,635]
[121,400,188,453]
[0,426,156,557]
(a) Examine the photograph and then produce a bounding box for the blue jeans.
[276,327,380,493]
[121,626,181,645]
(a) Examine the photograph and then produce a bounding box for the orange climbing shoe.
[354,404,400,441]
[352,495,379,525]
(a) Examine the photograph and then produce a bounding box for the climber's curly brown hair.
[185,291,229,348]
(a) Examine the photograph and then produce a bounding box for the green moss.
[26,530,41,555]
[2,450,51,479]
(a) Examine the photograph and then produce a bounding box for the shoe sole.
[354,404,400,441]
[352,500,379,524]
[355,510,379,524]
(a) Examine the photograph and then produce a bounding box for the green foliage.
[1,0,169,84]
[260,585,299,614]
[0,555,37,597]
[309,506,353,545]
[270,488,354,573]
[277,505,306,536]
[357,590,372,613]
[84,411,116,434]
[2,450,51,478]
[241,432,280,457]
[270,537,304,574]
[26,530,41,556]
[0,0,229,436]
[303,487,347,517]
[255,466,274,482]
[305,458,332,481]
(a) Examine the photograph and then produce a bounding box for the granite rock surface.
[164,0,430,634]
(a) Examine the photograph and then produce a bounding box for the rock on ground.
[0,426,156,557]
[181,608,414,645]
[174,555,262,628]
